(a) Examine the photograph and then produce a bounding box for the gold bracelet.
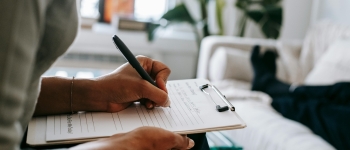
[70,76,75,114]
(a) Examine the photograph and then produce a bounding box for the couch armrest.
[196,36,278,79]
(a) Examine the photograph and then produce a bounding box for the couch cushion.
[304,39,350,85]
[209,47,289,83]
[276,41,303,84]
[299,21,350,79]
[209,47,252,82]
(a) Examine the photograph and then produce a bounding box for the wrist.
[73,78,107,112]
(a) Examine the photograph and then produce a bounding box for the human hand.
[70,126,195,150]
[93,55,171,112]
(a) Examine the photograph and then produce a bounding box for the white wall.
[279,0,350,40]
[311,0,350,25]
[279,0,313,40]
[206,0,315,40]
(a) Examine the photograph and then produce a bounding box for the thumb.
[173,134,195,150]
[142,83,171,107]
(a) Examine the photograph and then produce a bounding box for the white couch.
[197,21,350,150]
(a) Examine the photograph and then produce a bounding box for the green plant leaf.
[246,10,264,23]
[161,3,195,24]
[216,0,225,35]
[265,5,282,24]
[262,0,281,6]
[147,3,196,41]
[199,0,210,37]
[235,0,248,10]
[146,23,160,41]
[238,15,247,37]
[235,0,283,39]
[261,20,280,39]
[261,5,282,38]
[202,21,210,37]
[200,0,208,20]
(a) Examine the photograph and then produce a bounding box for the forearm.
[34,77,107,116]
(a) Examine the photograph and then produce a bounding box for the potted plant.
[236,0,282,39]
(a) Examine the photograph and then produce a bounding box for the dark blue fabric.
[270,82,350,150]
[188,133,210,150]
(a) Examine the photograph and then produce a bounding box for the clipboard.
[199,84,235,112]
[27,79,246,146]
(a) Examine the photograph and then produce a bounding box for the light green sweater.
[0,0,78,149]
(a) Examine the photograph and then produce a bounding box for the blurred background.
[46,0,349,80]
[44,1,350,149]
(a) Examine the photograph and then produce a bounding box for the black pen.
[112,35,171,107]
[113,35,156,86]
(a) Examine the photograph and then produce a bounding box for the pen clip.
[199,84,235,112]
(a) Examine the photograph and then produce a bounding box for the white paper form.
[46,79,245,142]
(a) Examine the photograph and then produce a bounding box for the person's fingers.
[179,134,194,149]
[134,56,171,107]
[187,138,195,149]
[145,100,155,109]
[172,134,195,150]
[139,99,155,109]
[136,56,171,92]
[152,60,170,84]
[156,76,168,93]
[107,102,132,112]
[140,81,171,107]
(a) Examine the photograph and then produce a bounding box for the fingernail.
[163,97,171,107]
[146,103,153,109]
[187,139,195,149]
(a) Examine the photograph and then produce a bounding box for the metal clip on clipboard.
[199,84,235,112]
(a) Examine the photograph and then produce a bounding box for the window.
[80,0,100,18]
[134,0,168,20]
[79,0,173,20]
